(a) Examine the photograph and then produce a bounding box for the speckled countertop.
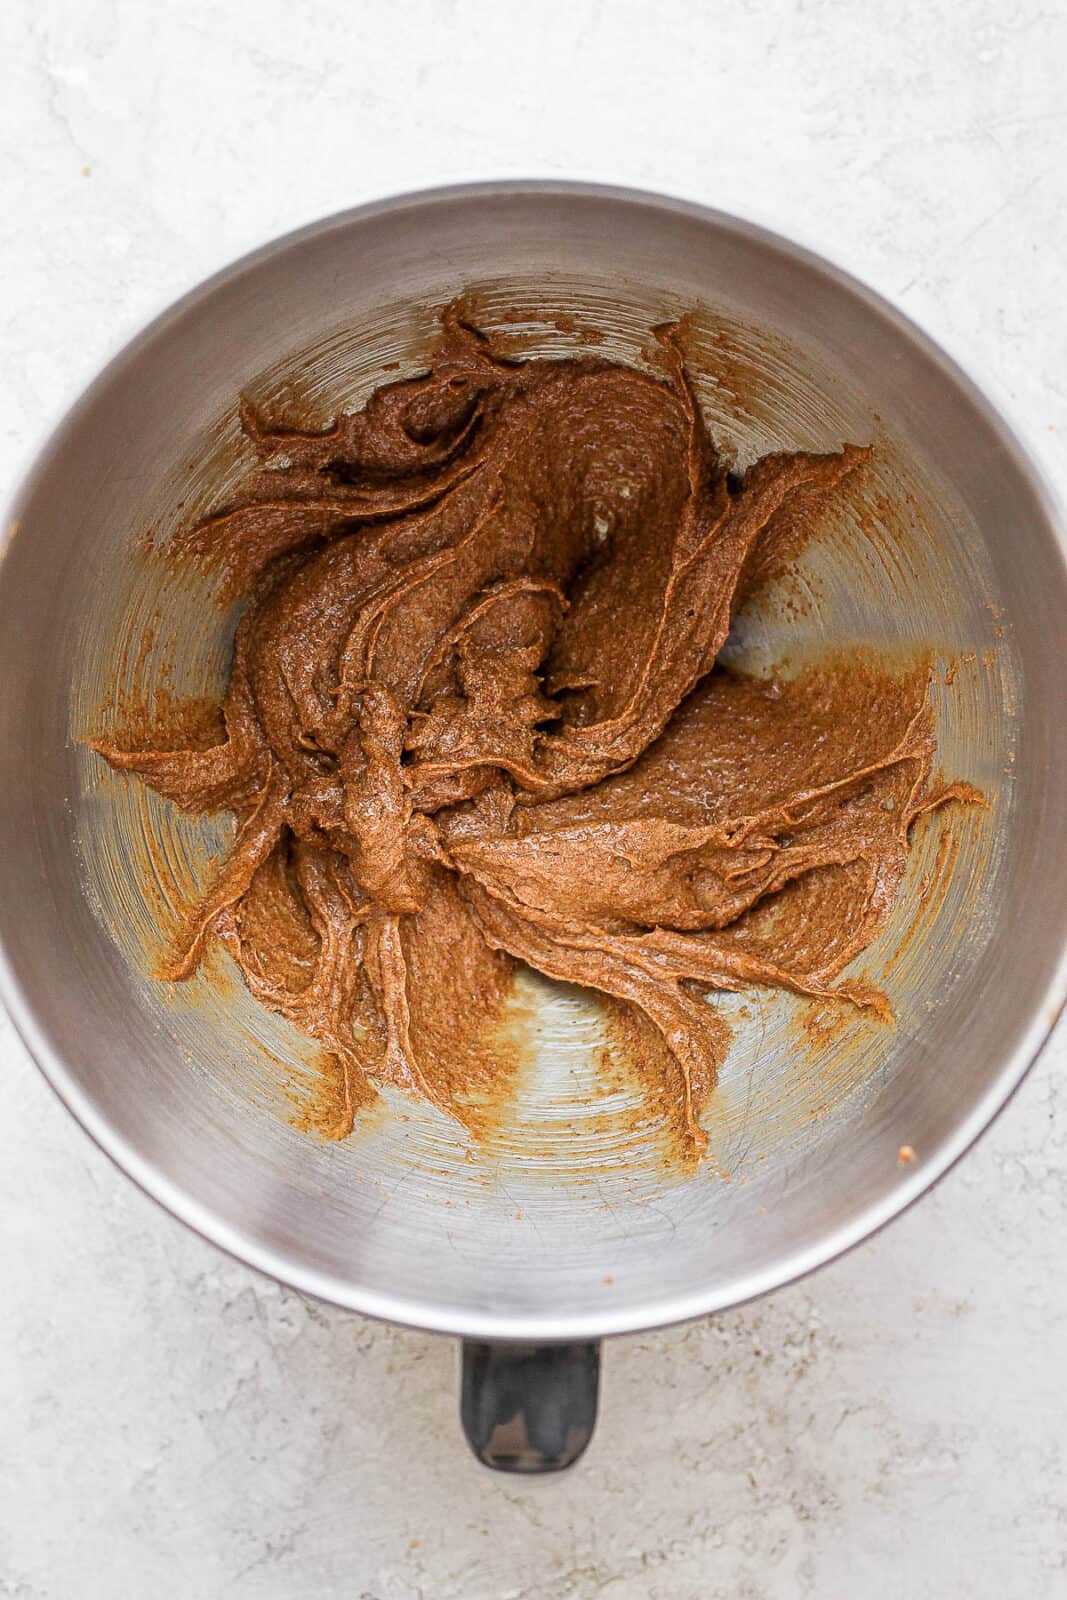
[2,2,1066,1595]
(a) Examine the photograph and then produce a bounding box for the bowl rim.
[3,177,1066,1342]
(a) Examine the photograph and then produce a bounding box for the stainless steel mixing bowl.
[2,183,1065,1472]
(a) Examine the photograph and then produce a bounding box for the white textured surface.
[2,1,1066,1594]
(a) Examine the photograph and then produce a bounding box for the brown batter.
[93,305,977,1153]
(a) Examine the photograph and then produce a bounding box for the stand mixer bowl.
[1,183,1064,1470]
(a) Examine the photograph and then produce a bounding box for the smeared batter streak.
[93,306,977,1152]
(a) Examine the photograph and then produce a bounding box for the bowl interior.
[1,187,1064,1337]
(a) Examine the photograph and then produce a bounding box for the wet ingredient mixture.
[93,306,976,1154]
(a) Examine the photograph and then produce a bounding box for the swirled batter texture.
[93,307,975,1152]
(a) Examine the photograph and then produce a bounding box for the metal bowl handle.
[460,1339,601,1472]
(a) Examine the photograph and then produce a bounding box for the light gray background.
[2,2,1065,1595]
